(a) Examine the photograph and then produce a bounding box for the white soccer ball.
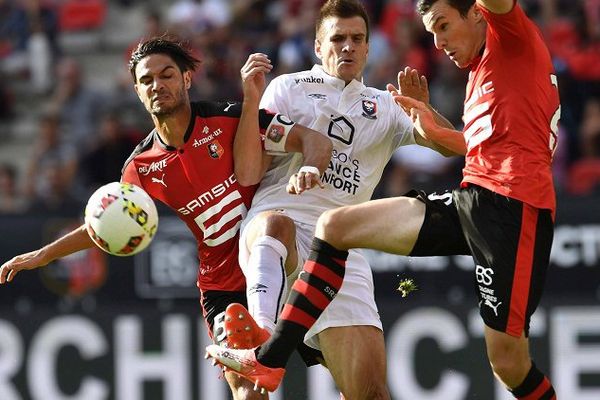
[84,182,158,256]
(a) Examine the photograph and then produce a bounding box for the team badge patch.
[267,124,285,143]
[208,140,224,159]
[361,100,377,119]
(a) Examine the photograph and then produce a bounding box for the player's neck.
[152,104,192,148]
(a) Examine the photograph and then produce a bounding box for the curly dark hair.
[128,35,201,82]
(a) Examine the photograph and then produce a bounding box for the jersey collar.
[311,64,366,92]
[151,105,196,151]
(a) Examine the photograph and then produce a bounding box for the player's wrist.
[299,166,320,175]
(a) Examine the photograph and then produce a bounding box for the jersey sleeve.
[121,162,142,186]
[258,108,277,130]
[389,95,417,150]
[479,2,538,53]
[260,76,291,117]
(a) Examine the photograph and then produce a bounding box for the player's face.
[422,0,485,68]
[134,53,191,117]
[315,16,369,84]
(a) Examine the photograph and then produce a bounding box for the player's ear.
[183,70,192,90]
[471,4,483,23]
[314,38,322,60]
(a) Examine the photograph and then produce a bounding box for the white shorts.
[240,214,382,352]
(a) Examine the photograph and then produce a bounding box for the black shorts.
[200,290,323,366]
[409,185,553,337]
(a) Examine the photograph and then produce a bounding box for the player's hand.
[286,168,324,195]
[0,250,47,284]
[392,95,437,141]
[240,53,273,104]
[387,67,429,114]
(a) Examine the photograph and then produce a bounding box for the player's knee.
[315,208,349,245]
[255,211,296,245]
[488,351,529,386]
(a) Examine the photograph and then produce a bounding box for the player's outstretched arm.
[0,224,94,284]
[394,95,467,156]
[476,0,513,14]
[234,53,274,186]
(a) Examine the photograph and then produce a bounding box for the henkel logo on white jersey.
[138,158,168,176]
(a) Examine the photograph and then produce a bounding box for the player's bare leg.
[318,325,390,400]
[484,326,532,388]
[316,196,426,254]
[484,326,556,398]
[225,371,269,400]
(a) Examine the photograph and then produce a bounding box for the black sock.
[510,362,556,399]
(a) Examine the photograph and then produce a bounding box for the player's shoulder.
[191,100,243,118]
[121,130,155,174]
[362,85,396,109]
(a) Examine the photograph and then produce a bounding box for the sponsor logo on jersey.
[202,125,210,135]
[177,174,237,215]
[208,140,224,159]
[294,76,324,84]
[321,150,361,195]
[194,128,223,147]
[138,158,168,176]
[361,100,377,119]
[151,173,167,187]
[308,93,327,100]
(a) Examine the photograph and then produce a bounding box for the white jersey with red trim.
[245,64,415,226]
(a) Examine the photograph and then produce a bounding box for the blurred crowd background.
[0,0,599,215]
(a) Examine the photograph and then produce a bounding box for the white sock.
[242,235,288,334]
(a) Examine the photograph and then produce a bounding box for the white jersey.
[247,64,415,226]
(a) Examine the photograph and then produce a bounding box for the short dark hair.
[316,0,370,42]
[416,0,475,17]
[128,35,201,82]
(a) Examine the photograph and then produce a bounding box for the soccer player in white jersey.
[210,0,461,397]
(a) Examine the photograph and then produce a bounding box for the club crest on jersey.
[361,100,377,119]
[208,140,224,159]
[267,125,284,143]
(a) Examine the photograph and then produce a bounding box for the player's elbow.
[234,167,262,186]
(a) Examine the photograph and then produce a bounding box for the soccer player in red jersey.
[0,37,331,400]
[206,1,559,398]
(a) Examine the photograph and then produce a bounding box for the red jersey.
[461,2,560,213]
[121,101,276,292]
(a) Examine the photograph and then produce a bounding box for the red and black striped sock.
[510,362,556,400]
[256,237,347,368]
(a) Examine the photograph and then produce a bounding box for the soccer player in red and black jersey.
[206,1,559,398]
[0,37,331,400]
